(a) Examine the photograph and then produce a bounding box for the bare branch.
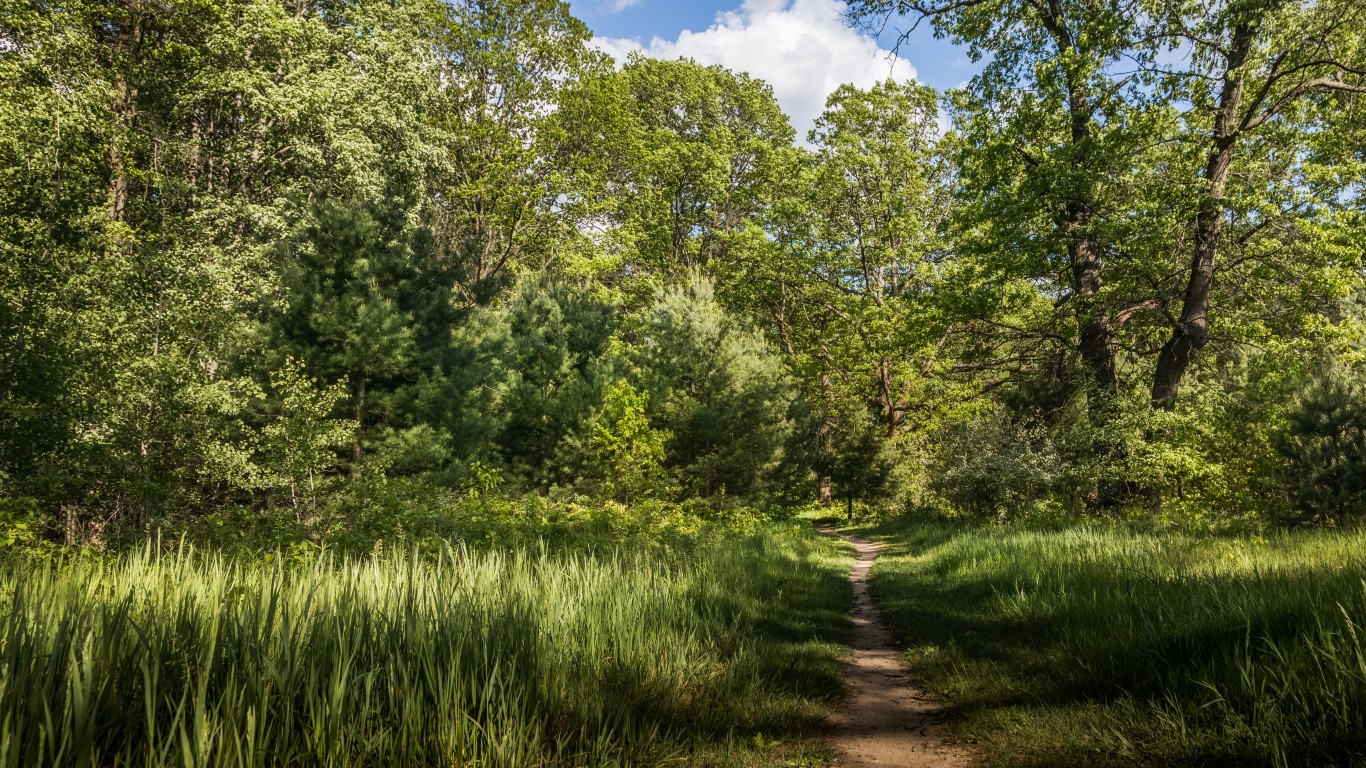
[1112,299,1159,329]
[1243,76,1366,131]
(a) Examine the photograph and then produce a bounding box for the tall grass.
[863,521,1366,767]
[0,527,850,767]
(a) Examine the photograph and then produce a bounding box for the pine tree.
[1276,363,1366,521]
[454,275,617,486]
[635,274,796,498]
[271,197,458,479]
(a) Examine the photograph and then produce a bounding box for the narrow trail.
[821,529,973,768]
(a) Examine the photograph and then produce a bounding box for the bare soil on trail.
[822,530,974,768]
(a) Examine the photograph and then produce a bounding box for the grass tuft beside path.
[0,524,851,768]
[857,519,1366,767]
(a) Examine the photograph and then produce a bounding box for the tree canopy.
[2,0,1364,546]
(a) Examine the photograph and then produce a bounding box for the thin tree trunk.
[1152,22,1254,410]
[105,3,144,227]
[352,374,366,476]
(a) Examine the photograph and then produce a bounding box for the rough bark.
[1046,0,1119,400]
[1151,22,1254,410]
[105,5,145,226]
[1070,212,1117,397]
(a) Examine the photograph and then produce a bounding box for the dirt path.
[822,530,973,768]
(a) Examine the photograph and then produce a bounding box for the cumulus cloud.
[591,0,918,141]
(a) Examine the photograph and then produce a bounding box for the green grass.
[856,519,1366,767]
[0,524,851,767]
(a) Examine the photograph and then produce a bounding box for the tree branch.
[1243,75,1366,132]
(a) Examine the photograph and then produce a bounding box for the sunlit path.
[822,529,973,768]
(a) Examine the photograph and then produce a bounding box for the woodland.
[2,0,1366,765]
[2,0,1365,541]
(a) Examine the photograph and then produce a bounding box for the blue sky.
[566,0,981,139]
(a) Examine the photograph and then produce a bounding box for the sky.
[566,0,982,141]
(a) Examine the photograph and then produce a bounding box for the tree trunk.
[1071,222,1117,398]
[818,473,833,505]
[351,374,366,476]
[1064,103,1116,398]
[1041,0,1119,402]
[1151,22,1254,410]
[106,26,142,226]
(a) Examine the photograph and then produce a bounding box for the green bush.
[928,409,1069,518]
[1275,362,1366,521]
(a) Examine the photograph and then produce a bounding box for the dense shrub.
[1275,362,1366,521]
[928,409,1069,518]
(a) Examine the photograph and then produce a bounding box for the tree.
[805,79,953,436]
[824,406,893,521]
[1149,0,1366,408]
[1275,361,1366,520]
[272,197,457,478]
[726,80,956,503]
[256,358,355,517]
[849,0,1157,406]
[454,274,617,486]
[634,274,796,498]
[585,381,671,503]
[560,56,798,297]
[426,0,609,305]
[0,0,449,537]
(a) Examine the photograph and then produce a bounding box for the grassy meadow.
[855,519,1366,767]
[0,524,851,768]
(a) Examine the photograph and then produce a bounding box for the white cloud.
[591,0,918,142]
[605,0,642,12]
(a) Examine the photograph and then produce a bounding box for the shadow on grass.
[667,530,855,765]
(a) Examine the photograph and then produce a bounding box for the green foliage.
[635,274,797,498]
[273,197,457,479]
[427,0,609,303]
[586,381,672,503]
[1275,362,1366,521]
[557,55,797,294]
[256,358,356,514]
[818,405,894,519]
[455,275,617,486]
[929,409,1070,520]
[1,0,1363,541]
[0,488,43,552]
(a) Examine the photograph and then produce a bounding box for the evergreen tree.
[272,197,458,479]
[635,274,796,498]
[1276,362,1366,521]
[455,275,617,486]
[827,408,893,521]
